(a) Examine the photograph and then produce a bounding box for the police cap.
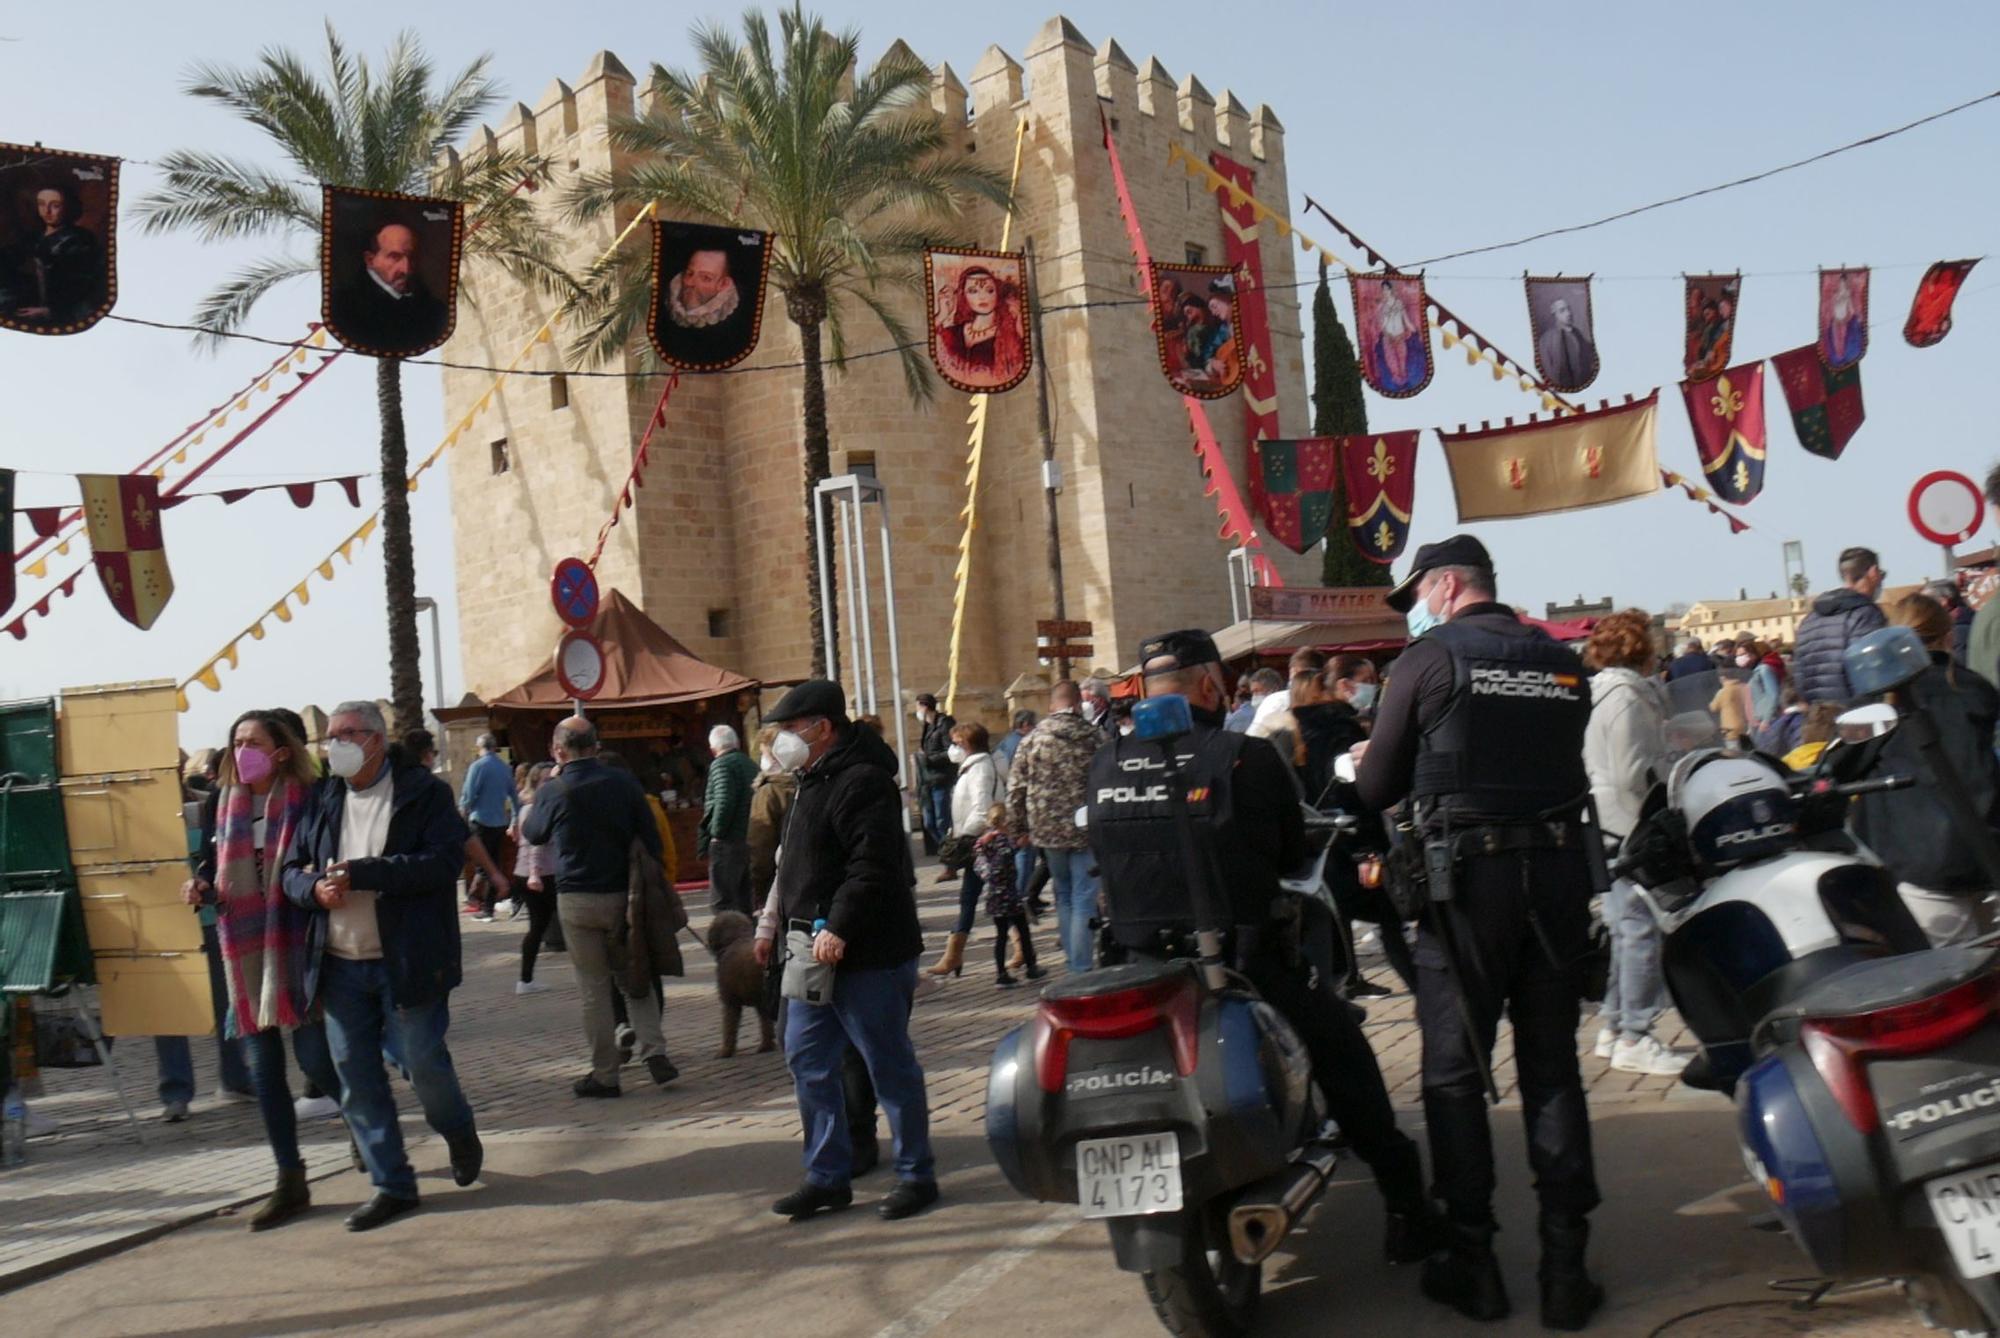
[764,678,848,724]
[1136,629,1222,675]
[1386,534,1495,613]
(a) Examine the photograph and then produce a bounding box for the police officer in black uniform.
[1354,536,1604,1329]
[1087,629,1444,1265]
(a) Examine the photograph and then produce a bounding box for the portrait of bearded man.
[667,248,741,328]
[649,226,768,370]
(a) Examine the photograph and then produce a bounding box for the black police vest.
[1086,725,1248,938]
[1411,618,1591,822]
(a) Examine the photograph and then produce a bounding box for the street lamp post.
[412,596,444,713]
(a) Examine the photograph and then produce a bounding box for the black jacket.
[521,756,662,894]
[1852,653,2000,892]
[279,759,469,1009]
[917,712,959,789]
[1292,700,1367,805]
[773,724,924,971]
[1793,588,1887,705]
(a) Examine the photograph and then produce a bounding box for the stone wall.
[442,18,1316,735]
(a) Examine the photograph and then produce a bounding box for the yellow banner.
[1440,394,1660,522]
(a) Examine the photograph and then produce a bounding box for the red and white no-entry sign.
[1908,470,1986,546]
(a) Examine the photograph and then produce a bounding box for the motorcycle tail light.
[1800,973,2000,1135]
[1033,974,1201,1094]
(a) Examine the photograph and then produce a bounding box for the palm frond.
[187,254,317,341]
[132,151,319,241]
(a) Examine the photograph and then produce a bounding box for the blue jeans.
[1599,879,1667,1041]
[244,1023,342,1171]
[952,864,986,935]
[153,923,253,1104]
[784,960,934,1188]
[921,785,953,849]
[1014,847,1037,904]
[1043,847,1098,971]
[322,957,474,1200]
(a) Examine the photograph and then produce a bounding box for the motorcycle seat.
[1038,957,1194,1003]
[1753,944,1999,1048]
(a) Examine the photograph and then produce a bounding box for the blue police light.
[1132,694,1192,742]
[1843,625,1929,699]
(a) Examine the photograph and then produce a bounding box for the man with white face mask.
[281,701,481,1231]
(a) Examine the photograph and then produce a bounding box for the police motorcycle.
[1614,627,2000,1334]
[985,694,1340,1338]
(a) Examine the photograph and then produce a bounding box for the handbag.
[780,923,835,1005]
[937,833,976,873]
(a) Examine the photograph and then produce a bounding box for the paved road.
[1,862,1928,1335]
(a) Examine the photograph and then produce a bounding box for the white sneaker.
[1592,1027,1616,1059]
[515,980,550,996]
[1611,1033,1690,1076]
[293,1094,340,1121]
[215,1086,255,1105]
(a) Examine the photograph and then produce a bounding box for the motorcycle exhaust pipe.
[1227,1142,1340,1265]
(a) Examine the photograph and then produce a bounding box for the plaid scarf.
[214,780,312,1035]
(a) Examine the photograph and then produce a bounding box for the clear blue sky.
[4,2,1997,744]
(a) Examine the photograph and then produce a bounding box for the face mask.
[759,749,780,775]
[326,739,367,779]
[914,707,928,722]
[1117,721,1135,737]
[233,745,275,786]
[1405,594,1442,640]
[1349,682,1379,712]
[946,744,968,765]
[770,728,812,773]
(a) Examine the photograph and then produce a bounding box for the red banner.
[1209,153,1280,531]
[1679,359,1767,504]
[1339,431,1420,565]
[1772,343,1863,460]
[79,473,173,630]
[1906,259,1980,348]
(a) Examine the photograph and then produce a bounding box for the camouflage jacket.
[1005,710,1104,850]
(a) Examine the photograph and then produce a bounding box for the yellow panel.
[58,680,181,776]
[95,953,214,1037]
[60,770,185,867]
[78,864,203,954]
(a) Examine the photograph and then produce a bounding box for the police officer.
[1087,629,1443,1265]
[1354,536,1603,1329]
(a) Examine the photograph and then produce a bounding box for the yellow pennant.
[247,622,265,641]
[25,558,46,580]
[221,643,240,670]
[292,349,307,364]
[272,599,293,624]
[1465,345,1482,367]
[54,540,70,557]
[316,559,334,581]
[1491,360,1507,382]
[214,414,228,430]
[173,448,187,465]
[258,378,271,393]
[195,666,221,693]
[235,397,250,412]
[535,326,553,345]
[175,689,190,712]
[309,328,327,347]
[1543,394,1560,412]
[357,515,379,543]
[1273,217,1291,240]
[293,582,311,606]
[1441,329,1458,350]
[151,466,166,480]
[338,539,355,563]
[191,432,205,447]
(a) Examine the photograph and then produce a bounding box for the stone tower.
[441,18,1314,723]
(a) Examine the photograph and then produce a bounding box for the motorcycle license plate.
[1076,1133,1183,1219]
[1925,1162,2000,1278]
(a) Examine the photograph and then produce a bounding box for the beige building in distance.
[1676,585,1923,649]
[439,17,1317,725]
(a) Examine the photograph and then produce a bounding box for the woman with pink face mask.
[181,709,345,1230]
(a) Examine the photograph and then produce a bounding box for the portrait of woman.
[1349,272,1432,398]
[0,144,118,336]
[925,249,1030,394]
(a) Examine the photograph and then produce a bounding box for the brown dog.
[706,911,776,1058]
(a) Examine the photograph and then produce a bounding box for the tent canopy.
[488,588,758,714]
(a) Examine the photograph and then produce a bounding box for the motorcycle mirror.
[1833,702,1900,740]
[1843,625,1930,697]
[1131,693,1193,743]
[1334,753,1359,784]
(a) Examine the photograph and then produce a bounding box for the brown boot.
[248,1167,311,1232]
[924,931,968,978]
[1007,927,1027,972]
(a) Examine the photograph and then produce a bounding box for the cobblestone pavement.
[0,859,1702,1292]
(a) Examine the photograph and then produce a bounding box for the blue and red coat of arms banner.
[1679,359,1767,504]
[1340,431,1420,564]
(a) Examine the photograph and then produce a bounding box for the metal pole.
[1027,238,1070,682]
[1942,542,1958,583]
[879,493,913,827]
[813,488,838,683]
[851,479,880,718]
[838,496,863,707]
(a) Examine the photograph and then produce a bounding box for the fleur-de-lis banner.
[1339,431,1420,564]
[1772,344,1864,461]
[1679,360,1767,504]
[651,221,773,372]
[1148,261,1245,398]
[1817,267,1868,371]
[0,142,119,336]
[79,473,173,629]
[1683,273,1741,382]
[1438,394,1661,521]
[1209,153,1282,524]
[321,185,463,358]
[1524,276,1599,393]
[1348,271,1433,398]
[1905,259,1981,348]
[1256,437,1337,554]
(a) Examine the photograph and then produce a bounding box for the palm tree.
[138,26,569,734]
[565,5,1010,677]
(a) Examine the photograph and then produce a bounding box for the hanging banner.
[1817,267,1868,371]
[648,220,771,372]
[1348,271,1433,398]
[0,468,13,617]
[321,185,461,358]
[1679,359,1767,504]
[0,142,117,336]
[1772,343,1864,461]
[1257,438,1336,555]
[922,246,1029,394]
[1683,273,1741,381]
[1440,393,1661,522]
[1340,431,1420,565]
[1523,276,1599,394]
[1149,262,1244,398]
[79,473,173,630]
[1905,258,1981,348]
[1209,152,1282,527]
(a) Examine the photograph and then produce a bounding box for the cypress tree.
[1312,257,1391,587]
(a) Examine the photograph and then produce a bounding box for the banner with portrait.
[1905,258,1980,348]
[648,220,772,372]
[1683,273,1740,381]
[1523,275,1599,394]
[1339,431,1420,565]
[1679,359,1767,505]
[1148,262,1243,399]
[1255,437,1336,554]
[320,186,462,358]
[1347,271,1433,399]
[1816,267,1868,371]
[0,142,117,336]
[1439,393,1660,521]
[1773,343,1864,461]
[923,246,1030,395]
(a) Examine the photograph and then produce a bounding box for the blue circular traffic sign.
[551,558,599,629]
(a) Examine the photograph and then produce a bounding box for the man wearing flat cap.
[759,680,938,1225]
[1086,629,1444,1268]
[1353,535,1604,1329]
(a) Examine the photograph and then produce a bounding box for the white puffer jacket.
[950,751,998,838]
[1583,666,1668,839]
